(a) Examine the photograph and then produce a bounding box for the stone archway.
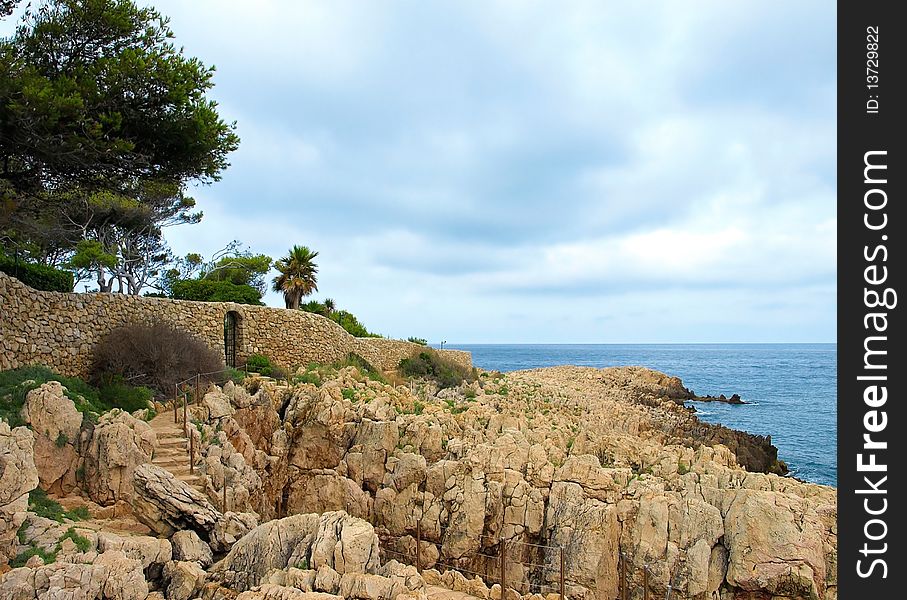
[224,311,241,368]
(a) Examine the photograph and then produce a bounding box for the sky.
[5,2,838,344]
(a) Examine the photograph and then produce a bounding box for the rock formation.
[1,363,836,600]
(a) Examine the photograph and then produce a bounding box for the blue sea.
[443,344,837,487]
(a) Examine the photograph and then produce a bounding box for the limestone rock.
[310,511,380,575]
[20,382,82,493]
[0,549,148,599]
[97,531,172,570]
[83,409,157,505]
[210,511,260,553]
[131,463,220,537]
[165,559,208,600]
[0,422,39,563]
[172,528,214,568]
[212,511,379,593]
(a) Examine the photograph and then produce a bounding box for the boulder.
[83,409,157,505]
[212,511,380,593]
[131,463,220,537]
[310,511,380,575]
[235,586,343,600]
[210,511,260,553]
[172,528,214,568]
[97,531,172,571]
[0,549,148,599]
[20,382,82,493]
[0,422,39,564]
[165,559,208,600]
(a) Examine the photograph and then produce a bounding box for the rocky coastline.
[1,364,836,599]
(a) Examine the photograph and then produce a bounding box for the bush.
[406,337,428,346]
[245,354,273,376]
[91,322,224,395]
[399,350,475,389]
[0,254,74,292]
[27,488,90,522]
[170,279,263,305]
[97,377,154,413]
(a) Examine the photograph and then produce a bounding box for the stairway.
[148,411,206,496]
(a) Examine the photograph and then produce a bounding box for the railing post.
[416,518,422,573]
[182,391,188,436]
[559,547,565,600]
[620,552,627,600]
[189,428,194,474]
[173,384,178,423]
[500,540,507,599]
[643,564,649,600]
[223,472,228,512]
[195,373,201,405]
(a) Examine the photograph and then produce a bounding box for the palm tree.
[322,297,336,317]
[272,245,319,309]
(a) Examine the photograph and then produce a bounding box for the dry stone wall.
[0,272,470,378]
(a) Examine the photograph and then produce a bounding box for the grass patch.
[10,545,57,568]
[59,527,91,552]
[28,488,90,523]
[341,388,357,402]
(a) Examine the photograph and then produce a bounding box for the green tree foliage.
[299,300,382,338]
[170,279,263,305]
[272,245,318,310]
[0,251,73,291]
[0,0,239,291]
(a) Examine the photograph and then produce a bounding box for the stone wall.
[0,272,470,378]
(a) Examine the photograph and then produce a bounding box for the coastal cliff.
[1,364,836,600]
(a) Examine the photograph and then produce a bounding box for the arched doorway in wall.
[224,311,241,367]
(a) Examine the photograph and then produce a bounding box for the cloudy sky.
[11,1,839,343]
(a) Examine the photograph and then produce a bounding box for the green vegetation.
[406,337,428,346]
[292,353,386,387]
[398,350,475,389]
[1,0,239,294]
[1,365,117,426]
[245,354,274,376]
[96,377,154,413]
[12,524,93,568]
[243,354,288,380]
[677,461,690,475]
[27,488,90,523]
[0,253,74,292]
[10,545,57,568]
[341,388,357,401]
[60,527,92,552]
[299,301,382,338]
[170,279,263,305]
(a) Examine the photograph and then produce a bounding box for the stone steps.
[147,413,208,498]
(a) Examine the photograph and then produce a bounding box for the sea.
[441,343,837,487]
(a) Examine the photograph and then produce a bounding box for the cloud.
[3,1,836,342]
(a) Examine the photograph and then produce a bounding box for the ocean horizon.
[439,343,837,487]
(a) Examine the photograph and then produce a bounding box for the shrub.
[245,354,273,376]
[0,254,73,292]
[406,337,428,346]
[170,278,263,305]
[398,350,475,389]
[91,322,223,395]
[97,377,154,413]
